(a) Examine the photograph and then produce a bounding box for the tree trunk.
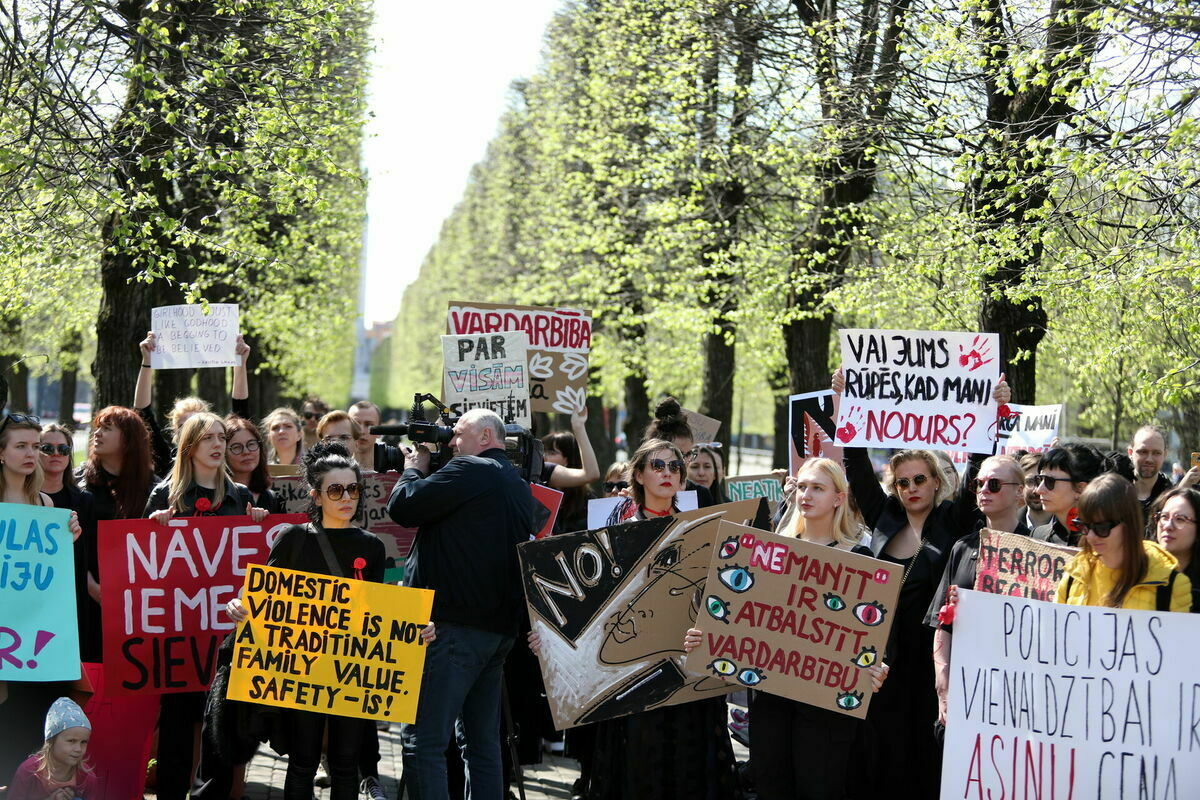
[58,329,82,425]
[8,360,29,414]
[198,368,227,414]
[699,323,736,454]
[769,367,790,471]
[93,244,150,410]
[623,372,650,452]
[585,383,614,490]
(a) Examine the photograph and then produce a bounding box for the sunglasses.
[227,440,261,455]
[648,458,685,475]
[604,480,629,492]
[1153,512,1196,527]
[1070,518,1118,538]
[1032,474,1073,490]
[303,411,320,420]
[895,474,929,490]
[38,443,72,456]
[0,411,40,433]
[324,483,362,501]
[972,478,1021,493]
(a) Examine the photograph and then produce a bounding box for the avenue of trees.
[380,0,1200,461]
[0,0,371,419]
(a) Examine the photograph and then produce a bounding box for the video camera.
[370,392,544,484]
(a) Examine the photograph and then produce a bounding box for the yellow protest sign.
[227,564,434,722]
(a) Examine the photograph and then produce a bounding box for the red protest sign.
[98,514,305,694]
[531,484,564,538]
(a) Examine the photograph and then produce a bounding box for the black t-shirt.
[267,523,386,583]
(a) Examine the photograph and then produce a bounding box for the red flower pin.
[195,497,213,513]
[353,557,366,581]
[1065,507,1081,533]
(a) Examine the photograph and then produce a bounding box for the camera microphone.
[369,424,409,436]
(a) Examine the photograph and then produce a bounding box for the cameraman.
[386,408,534,800]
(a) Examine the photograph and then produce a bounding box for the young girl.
[684,458,889,800]
[7,698,96,800]
[1056,473,1192,612]
[226,442,426,800]
[144,412,267,800]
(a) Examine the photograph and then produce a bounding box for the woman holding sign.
[143,413,268,800]
[604,439,687,524]
[226,442,423,800]
[0,413,84,791]
[831,367,1008,798]
[684,457,890,800]
[1055,474,1192,612]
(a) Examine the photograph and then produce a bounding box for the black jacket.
[1031,517,1078,547]
[144,478,255,517]
[844,447,981,567]
[387,448,535,636]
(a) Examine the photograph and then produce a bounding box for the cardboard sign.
[150,303,240,369]
[586,490,699,530]
[0,502,79,681]
[273,473,416,561]
[519,498,770,729]
[685,523,900,718]
[98,514,305,694]
[726,474,785,511]
[440,331,532,426]
[787,390,842,475]
[267,464,301,478]
[532,484,564,539]
[837,329,1001,454]
[227,563,433,722]
[941,590,1200,800]
[681,408,721,446]
[447,301,592,415]
[80,662,159,800]
[996,402,1063,453]
[974,529,1077,602]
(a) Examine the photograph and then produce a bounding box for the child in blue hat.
[7,698,96,800]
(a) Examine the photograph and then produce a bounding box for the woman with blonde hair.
[687,456,889,799]
[143,412,267,800]
[1056,473,1192,611]
[832,367,1009,797]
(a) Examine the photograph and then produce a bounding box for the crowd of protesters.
[1,331,1198,800]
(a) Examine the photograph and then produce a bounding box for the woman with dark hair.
[541,408,600,533]
[1147,489,1195,614]
[40,423,99,660]
[1056,474,1191,611]
[642,397,714,507]
[605,439,686,525]
[77,406,158,522]
[227,441,425,800]
[1151,486,1200,611]
[1030,443,1108,545]
[224,414,282,513]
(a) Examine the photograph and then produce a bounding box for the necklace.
[641,506,671,517]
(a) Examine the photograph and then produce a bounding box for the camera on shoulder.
[370,392,543,483]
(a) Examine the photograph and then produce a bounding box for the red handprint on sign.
[957,336,994,372]
[836,406,865,443]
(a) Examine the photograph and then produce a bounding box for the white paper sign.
[997,403,1063,453]
[586,491,698,530]
[837,329,1000,454]
[151,304,240,369]
[941,590,1200,800]
[440,331,532,427]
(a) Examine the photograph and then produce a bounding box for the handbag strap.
[307,523,345,578]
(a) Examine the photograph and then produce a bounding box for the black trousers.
[285,709,361,800]
[750,692,859,800]
[157,691,207,800]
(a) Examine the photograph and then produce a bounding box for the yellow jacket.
[1055,540,1193,612]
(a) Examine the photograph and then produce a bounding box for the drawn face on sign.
[599,516,713,665]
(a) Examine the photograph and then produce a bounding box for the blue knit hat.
[44,697,91,740]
